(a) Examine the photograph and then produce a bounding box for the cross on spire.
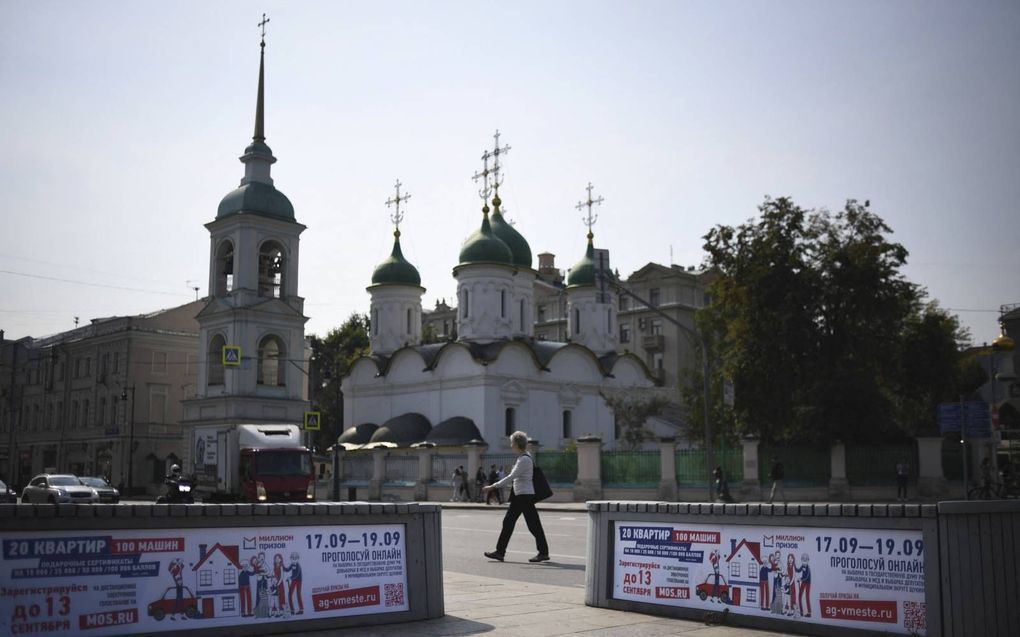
[471,150,493,204]
[489,129,511,194]
[258,13,270,46]
[576,182,604,236]
[385,179,411,231]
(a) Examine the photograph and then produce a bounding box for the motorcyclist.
[161,464,193,503]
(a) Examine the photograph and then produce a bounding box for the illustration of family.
[238,551,303,618]
[701,541,811,618]
[757,551,811,617]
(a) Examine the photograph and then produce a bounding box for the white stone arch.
[487,342,540,378]
[386,348,429,384]
[546,345,604,383]
[432,343,478,380]
[206,332,228,386]
[256,333,287,386]
[214,238,235,296]
[257,238,289,298]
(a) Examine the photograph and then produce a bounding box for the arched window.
[573,308,580,336]
[407,308,412,334]
[504,407,516,437]
[258,241,285,298]
[519,299,525,331]
[562,410,573,439]
[257,335,286,387]
[215,240,235,296]
[501,290,507,318]
[208,334,226,386]
[462,290,469,318]
[371,309,378,336]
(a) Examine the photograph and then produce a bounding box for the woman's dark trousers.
[496,494,549,555]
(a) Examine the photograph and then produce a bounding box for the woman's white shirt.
[490,453,534,495]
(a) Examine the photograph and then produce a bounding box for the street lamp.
[121,386,135,494]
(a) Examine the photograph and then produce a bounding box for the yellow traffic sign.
[222,345,242,366]
[304,411,321,431]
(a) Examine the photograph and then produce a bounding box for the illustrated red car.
[148,586,200,621]
[695,574,731,603]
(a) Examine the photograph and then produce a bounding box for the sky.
[1,1,1017,345]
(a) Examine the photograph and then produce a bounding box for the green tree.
[599,389,671,450]
[307,313,370,450]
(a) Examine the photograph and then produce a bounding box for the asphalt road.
[441,508,588,588]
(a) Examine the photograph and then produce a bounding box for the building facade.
[0,302,203,492]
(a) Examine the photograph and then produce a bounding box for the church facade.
[341,150,656,452]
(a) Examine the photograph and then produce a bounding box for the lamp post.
[121,386,135,494]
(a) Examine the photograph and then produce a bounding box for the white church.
[340,143,657,452]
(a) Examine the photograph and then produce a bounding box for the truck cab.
[239,446,314,502]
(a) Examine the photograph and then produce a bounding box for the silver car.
[79,476,120,503]
[21,474,99,504]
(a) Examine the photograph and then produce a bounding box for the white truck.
[191,423,315,503]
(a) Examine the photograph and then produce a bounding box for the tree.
[701,197,968,445]
[307,313,370,450]
[599,388,671,450]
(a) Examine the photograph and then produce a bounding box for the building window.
[186,354,197,376]
[150,387,167,424]
[620,322,631,343]
[71,401,78,429]
[113,352,120,373]
[56,361,64,382]
[562,410,572,439]
[222,596,236,611]
[462,290,469,318]
[101,353,109,378]
[504,407,515,437]
[82,400,90,428]
[572,308,580,336]
[46,403,54,430]
[216,240,235,296]
[651,319,663,336]
[729,562,741,578]
[111,397,118,424]
[406,308,412,334]
[152,351,168,375]
[85,357,92,377]
[519,299,525,331]
[649,288,660,308]
[199,570,212,587]
[619,294,629,310]
[74,358,81,378]
[208,334,226,386]
[258,241,285,298]
[501,290,507,318]
[98,397,106,425]
[653,353,664,374]
[371,309,378,335]
[257,335,286,386]
[223,568,236,585]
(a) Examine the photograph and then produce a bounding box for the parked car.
[0,479,17,503]
[20,474,98,504]
[79,476,120,503]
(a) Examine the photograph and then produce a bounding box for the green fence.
[675,447,742,487]
[602,450,660,487]
[758,445,830,486]
[846,444,918,486]
[536,451,578,485]
[942,440,975,482]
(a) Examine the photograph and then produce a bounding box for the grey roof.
[217,181,295,221]
[425,417,483,446]
[337,423,378,446]
[370,413,432,447]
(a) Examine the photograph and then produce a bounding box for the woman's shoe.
[528,554,550,562]
[484,551,505,562]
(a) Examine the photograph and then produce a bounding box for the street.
[441,509,588,588]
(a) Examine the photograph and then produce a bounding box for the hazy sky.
[1,1,1017,345]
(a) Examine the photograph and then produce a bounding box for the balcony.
[642,334,665,351]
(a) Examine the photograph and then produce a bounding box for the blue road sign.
[938,402,990,437]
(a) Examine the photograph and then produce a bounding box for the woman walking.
[482,430,550,563]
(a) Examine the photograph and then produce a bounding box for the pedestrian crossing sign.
[304,411,321,431]
[222,345,242,367]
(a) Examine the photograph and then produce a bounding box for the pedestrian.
[895,458,910,502]
[482,430,550,563]
[451,467,463,501]
[486,464,502,505]
[768,456,786,504]
[458,465,470,501]
[712,465,733,503]
[475,466,487,502]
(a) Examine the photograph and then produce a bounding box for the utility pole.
[121,386,136,494]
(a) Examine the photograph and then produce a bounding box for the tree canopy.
[697,197,970,446]
[307,313,370,450]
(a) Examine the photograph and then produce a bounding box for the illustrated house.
[192,543,242,618]
[724,538,763,608]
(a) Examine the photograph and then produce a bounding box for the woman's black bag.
[530,456,553,502]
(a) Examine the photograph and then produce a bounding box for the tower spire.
[576,182,604,243]
[239,14,276,186]
[489,129,511,207]
[385,179,411,236]
[253,13,270,144]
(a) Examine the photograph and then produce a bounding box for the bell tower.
[184,17,309,431]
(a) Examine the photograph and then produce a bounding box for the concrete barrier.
[585,501,940,637]
[0,502,443,637]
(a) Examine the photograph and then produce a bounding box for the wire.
[0,269,194,298]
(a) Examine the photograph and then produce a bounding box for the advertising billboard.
[1,523,408,636]
[612,521,926,635]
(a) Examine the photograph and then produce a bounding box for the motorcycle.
[156,475,195,504]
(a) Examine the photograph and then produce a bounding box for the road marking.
[443,525,574,538]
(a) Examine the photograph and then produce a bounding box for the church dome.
[489,199,532,268]
[459,211,514,265]
[370,412,432,447]
[371,231,421,286]
[567,234,597,287]
[425,416,483,447]
[217,180,294,220]
[337,423,378,447]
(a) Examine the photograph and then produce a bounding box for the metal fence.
[536,451,578,485]
[342,453,373,483]
[846,443,918,486]
[431,454,467,485]
[757,445,830,486]
[481,453,518,479]
[385,454,418,484]
[675,447,742,487]
[601,450,660,487]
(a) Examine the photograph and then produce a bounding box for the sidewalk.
[272,571,796,637]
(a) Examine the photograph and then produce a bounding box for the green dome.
[217,180,295,220]
[567,234,597,287]
[459,212,514,265]
[372,232,421,286]
[489,201,532,268]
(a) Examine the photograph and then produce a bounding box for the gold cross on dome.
[576,182,604,233]
[490,129,511,191]
[385,179,411,230]
[472,150,493,203]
